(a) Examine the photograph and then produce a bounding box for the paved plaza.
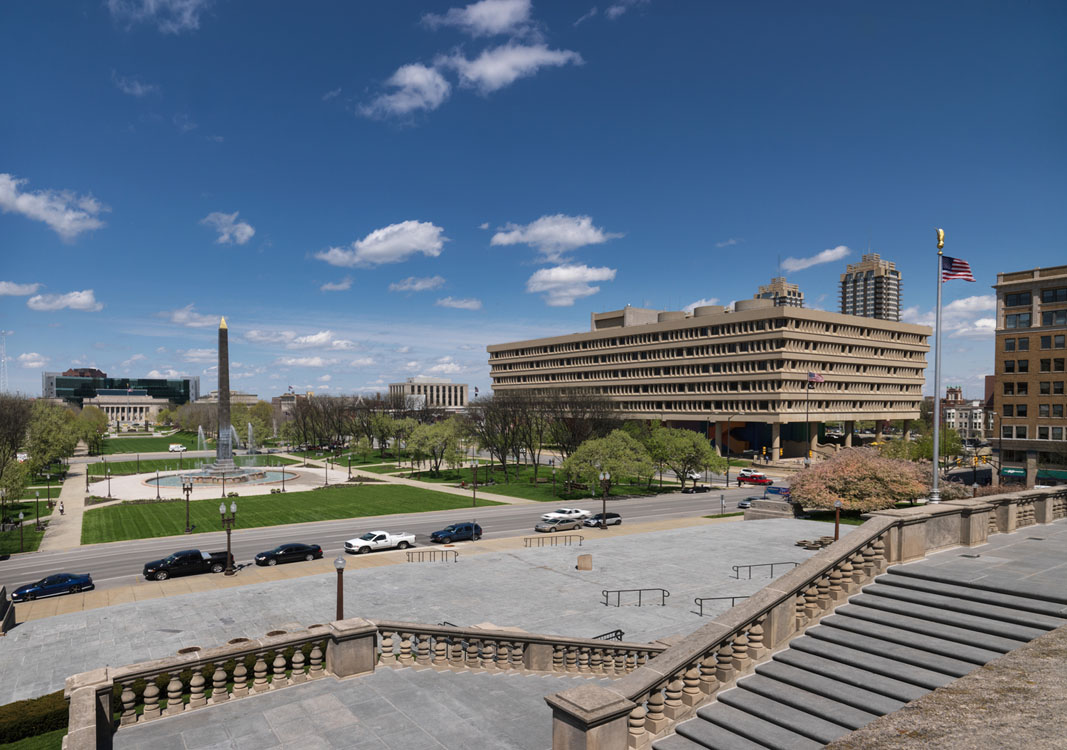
[0,518,826,704]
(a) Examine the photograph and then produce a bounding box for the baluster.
[849,552,866,585]
[308,643,324,679]
[828,566,844,601]
[551,645,564,672]
[663,673,685,719]
[188,669,207,708]
[415,633,431,666]
[565,646,578,673]
[804,584,820,620]
[481,639,497,670]
[731,630,751,675]
[119,682,137,725]
[838,557,855,593]
[747,619,767,662]
[699,651,718,696]
[577,647,590,673]
[816,575,831,611]
[466,638,480,669]
[450,639,465,667]
[628,702,648,748]
[231,660,250,697]
[251,653,269,694]
[163,675,184,716]
[433,636,448,666]
[510,641,524,670]
[272,652,289,689]
[861,543,876,579]
[715,641,734,686]
[589,648,603,673]
[142,681,161,721]
[871,536,887,574]
[497,641,510,670]
[682,663,701,707]
[379,630,395,666]
[614,649,627,675]
[644,684,668,734]
[208,663,229,703]
[290,648,306,684]
[637,651,649,667]
[398,632,414,665]
[795,591,806,628]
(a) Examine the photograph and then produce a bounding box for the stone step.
[821,613,1005,665]
[848,593,1048,642]
[759,657,911,712]
[885,564,1067,605]
[879,570,1067,617]
[738,672,882,729]
[652,733,725,750]
[695,702,825,750]
[806,624,976,678]
[718,682,854,744]
[861,583,1067,631]
[832,603,1027,654]
[657,722,767,750]
[789,635,955,690]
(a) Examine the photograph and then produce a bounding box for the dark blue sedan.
[12,573,94,602]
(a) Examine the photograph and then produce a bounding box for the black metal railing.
[438,621,457,627]
[693,596,750,617]
[591,629,625,641]
[602,588,670,607]
[406,549,459,563]
[731,561,799,579]
[523,534,584,548]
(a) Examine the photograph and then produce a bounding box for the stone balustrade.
[546,486,1067,750]
[372,620,665,677]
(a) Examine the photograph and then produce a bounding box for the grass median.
[100,432,202,455]
[80,484,503,545]
[87,456,299,477]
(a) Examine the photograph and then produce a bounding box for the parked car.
[11,573,94,601]
[583,513,622,527]
[535,518,583,533]
[143,549,232,581]
[254,542,323,566]
[430,522,482,543]
[738,496,762,509]
[738,474,773,486]
[344,530,415,554]
[541,507,591,521]
[168,443,187,452]
[737,468,762,478]
[682,485,711,494]
[685,470,703,480]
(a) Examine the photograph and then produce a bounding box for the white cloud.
[715,238,740,248]
[0,281,41,296]
[441,44,583,94]
[426,355,464,374]
[349,357,376,367]
[0,173,108,241]
[318,374,332,382]
[781,245,850,272]
[526,264,616,306]
[112,70,159,97]
[903,295,997,338]
[478,222,489,230]
[683,297,720,313]
[121,353,146,368]
[200,211,255,245]
[436,296,483,310]
[320,277,352,292]
[275,356,336,368]
[390,275,446,292]
[246,329,355,350]
[322,88,342,101]
[360,64,451,118]
[180,348,215,363]
[405,361,420,370]
[945,294,997,314]
[27,289,103,312]
[490,214,621,261]
[423,0,532,36]
[17,352,48,369]
[954,318,997,338]
[147,368,185,378]
[315,220,447,267]
[173,113,198,132]
[574,7,598,26]
[106,0,210,33]
[606,0,648,20]
[395,346,411,354]
[161,303,218,327]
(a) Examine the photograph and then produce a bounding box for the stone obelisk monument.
[215,316,235,471]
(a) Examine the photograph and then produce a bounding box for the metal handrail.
[591,629,625,641]
[693,596,750,617]
[731,561,800,579]
[523,534,584,548]
[602,588,670,607]
[438,621,457,627]
[406,549,459,563]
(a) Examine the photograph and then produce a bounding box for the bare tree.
[544,389,618,459]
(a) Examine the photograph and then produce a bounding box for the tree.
[0,458,29,524]
[370,412,395,454]
[789,448,929,512]
[78,405,108,455]
[392,417,418,466]
[654,427,727,489]
[0,394,33,487]
[25,400,79,478]
[464,395,522,482]
[561,430,653,491]
[544,390,618,459]
[353,436,372,463]
[409,418,462,476]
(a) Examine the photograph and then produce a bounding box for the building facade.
[942,386,994,444]
[840,253,902,321]
[388,377,469,410]
[755,277,804,307]
[42,371,200,408]
[488,300,930,460]
[197,390,260,405]
[992,264,1067,486]
[83,389,171,431]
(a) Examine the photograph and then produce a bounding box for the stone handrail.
[371,619,667,676]
[546,486,1067,749]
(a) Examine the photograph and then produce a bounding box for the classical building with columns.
[389,377,469,411]
[488,300,931,460]
[83,389,171,431]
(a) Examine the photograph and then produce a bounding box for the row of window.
[1007,335,1067,350]
[1004,311,1067,329]
[1004,381,1067,395]
[1002,288,1067,307]
[1001,425,1066,440]
[1001,404,1065,418]
[1003,359,1066,373]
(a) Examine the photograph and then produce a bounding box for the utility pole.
[0,330,12,393]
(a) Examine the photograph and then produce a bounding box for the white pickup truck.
[344,530,416,554]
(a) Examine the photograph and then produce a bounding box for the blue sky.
[1,0,1065,401]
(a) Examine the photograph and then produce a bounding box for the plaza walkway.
[37,442,89,552]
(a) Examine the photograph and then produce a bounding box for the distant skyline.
[2,1,1065,401]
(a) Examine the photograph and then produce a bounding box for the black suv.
[430,522,482,543]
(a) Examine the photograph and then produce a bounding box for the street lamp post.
[222,473,226,499]
[35,491,41,531]
[471,461,478,507]
[155,470,161,500]
[834,499,842,541]
[598,471,611,529]
[334,556,346,620]
[182,476,194,533]
[137,454,140,474]
[18,512,24,553]
[348,456,352,480]
[724,415,731,487]
[106,469,112,499]
[85,467,89,492]
[219,501,237,575]
[549,459,556,496]
[325,458,329,486]
[281,467,286,492]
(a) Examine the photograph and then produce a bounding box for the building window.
[1003,383,1014,395]
[1039,404,1050,418]
[1057,335,1066,349]
[1039,426,1049,440]
[1040,381,1050,394]
[1002,425,1013,439]
[1040,288,1067,304]
[1041,336,1052,349]
[1017,382,1028,396]
[1006,313,1031,328]
[1003,404,1014,417]
[1056,359,1066,372]
[1056,382,1065,395]
[1015,426,1028,439]
[1016,404,1028,417]
[1018,338,1030,351]
[1053,427,1064,441]
[1004,338,1016,352]
[1055,404,1065,418]
[1005,292,1031,307]
[1018,360,1029,373]
[1042,310,1067,326]
[1041,359,1052,372]
[1005,360,1015,373]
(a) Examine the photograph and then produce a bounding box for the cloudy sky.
[2,0,1064,400]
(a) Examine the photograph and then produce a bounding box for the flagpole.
[930,230,944,503]
[805,376,811,468]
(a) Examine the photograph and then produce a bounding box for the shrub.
[790,448,929,512]
[0,691,67,744]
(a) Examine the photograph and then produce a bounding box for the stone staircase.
[654,564,1067,749]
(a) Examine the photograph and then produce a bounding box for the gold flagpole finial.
[936,228,945,250]
[220,316,228,330]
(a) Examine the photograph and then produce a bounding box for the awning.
[1037,469,1067,480]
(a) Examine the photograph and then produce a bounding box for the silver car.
[535,518,583,533]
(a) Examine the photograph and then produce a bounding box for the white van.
[168,444,187,452]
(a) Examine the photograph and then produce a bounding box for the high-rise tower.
[840,253,902,321]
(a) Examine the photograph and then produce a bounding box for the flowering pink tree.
[789,448,928,512]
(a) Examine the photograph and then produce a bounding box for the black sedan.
[12,573,94,602]
[254,543,323,566]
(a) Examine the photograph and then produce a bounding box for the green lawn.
[0,728,65,750]
[88,455,299,477]
[21,486,61,500]
[101,432,203,455]
[0,522,47,555]
[359,464,402,474]
[703,512,746,519]
[80,484,503,544]
[4,499,52,522]
[400,464,677,502]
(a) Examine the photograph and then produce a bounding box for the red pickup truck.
[737,474,773,486]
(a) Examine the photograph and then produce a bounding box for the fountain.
[247,422,255,455]
[197,425,206,452]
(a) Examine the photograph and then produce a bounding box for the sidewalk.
[36,442,90,552]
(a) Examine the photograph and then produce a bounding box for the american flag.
[941,256,976,283]
[807,372,824,383]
